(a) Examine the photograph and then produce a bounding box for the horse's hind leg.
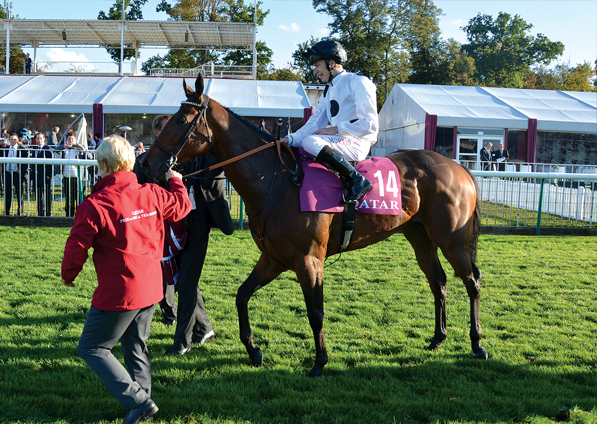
[236,253,286,367]
[440,242,488,359]
[402,223,449,351]
[295,255,327,377]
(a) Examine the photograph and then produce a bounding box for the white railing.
[1,157,596,231]
[32,61,136,74]
[471,170,597,230]
[150,63,253,79]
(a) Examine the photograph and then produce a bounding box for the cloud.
[451,19,466,26]
[279,23,300,32]
[46,48,91,63]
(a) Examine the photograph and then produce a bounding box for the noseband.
[152,95,211,170]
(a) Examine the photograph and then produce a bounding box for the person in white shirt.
[281,40,378,202]
[2,133,26,215]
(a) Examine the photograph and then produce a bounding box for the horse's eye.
[178,116,188,125]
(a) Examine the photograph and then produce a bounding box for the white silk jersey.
[293,70,379,147]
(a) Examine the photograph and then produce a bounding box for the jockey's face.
[312,59,331,83]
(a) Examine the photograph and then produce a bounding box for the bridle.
[151,94,211,171]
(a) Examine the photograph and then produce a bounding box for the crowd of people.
[0,126,154,217]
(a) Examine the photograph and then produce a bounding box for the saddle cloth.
[299,156,402,215]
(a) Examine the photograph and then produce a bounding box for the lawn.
[0,226,595,423]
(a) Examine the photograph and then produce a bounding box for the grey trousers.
[77,304,157,410]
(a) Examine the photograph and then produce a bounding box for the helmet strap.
[325,59,336,84]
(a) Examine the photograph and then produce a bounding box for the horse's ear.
[183,79,194,99]
[195,74,205,96]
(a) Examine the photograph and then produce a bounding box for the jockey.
[281,39,378,202]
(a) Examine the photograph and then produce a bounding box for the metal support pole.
[536,178,545,235]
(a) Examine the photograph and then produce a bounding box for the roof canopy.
[380,84,597,133]
[0,75,311,118]
[0,19,255,49]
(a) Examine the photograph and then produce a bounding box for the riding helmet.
[307,40,347,65]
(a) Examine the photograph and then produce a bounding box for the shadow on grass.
[1,313,595,424]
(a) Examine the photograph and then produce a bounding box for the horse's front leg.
[296,255,327,377]
[236,253,286,367]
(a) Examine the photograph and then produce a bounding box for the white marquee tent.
[377,84,597,157]
[0,74,311,117]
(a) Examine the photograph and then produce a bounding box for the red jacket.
[61,171,192,311]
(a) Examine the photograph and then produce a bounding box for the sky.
[6,0,597,72]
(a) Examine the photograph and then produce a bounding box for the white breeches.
[301,134,370,162]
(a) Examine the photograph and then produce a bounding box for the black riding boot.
[317,145,372,202]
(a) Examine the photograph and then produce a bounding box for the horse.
[142,75,488,377]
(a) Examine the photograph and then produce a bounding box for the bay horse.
[142,75,488,377]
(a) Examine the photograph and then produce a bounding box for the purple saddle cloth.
[299,155,402,215]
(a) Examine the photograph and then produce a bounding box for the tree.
[143,0,271,75]
[461,12,564,88]
[308,0,437,108]
[528,61,597,92]
[1,2,26,75]
[98,0,149,63]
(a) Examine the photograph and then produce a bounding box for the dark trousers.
[77,304,157,410]
[4,171,23,215]
[35,180,53,216]
[63,176,79,217]
[159,274,177,322]
[171,217,213,350]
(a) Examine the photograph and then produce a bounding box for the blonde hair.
[96,135,135,173]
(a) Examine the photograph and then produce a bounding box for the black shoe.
[166,345,191,355]
[123,398,158,424]
[194,329,216,345]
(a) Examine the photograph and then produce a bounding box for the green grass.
[0,227,596,423]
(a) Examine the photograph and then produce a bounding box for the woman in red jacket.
[61,135,191,424]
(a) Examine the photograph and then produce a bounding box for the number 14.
[373,170,399,197]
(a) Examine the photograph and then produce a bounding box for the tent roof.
[0,19,255,49]
[0,75,311,118]
[383,84,597,133]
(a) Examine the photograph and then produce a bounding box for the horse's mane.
[224,106,277,143]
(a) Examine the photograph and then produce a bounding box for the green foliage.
[97,0,149,62]
[0,226,596,423]
[0,47,25,75]
[462,12,564,88]
[527,62,597,92]
[143,0,272,74]
[310,0,432,107]
[258,65,303,82]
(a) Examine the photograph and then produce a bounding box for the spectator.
[87,132,96,150]
[25,53,32,74]
[134,142,145,155]
[48,127,60,146]
[494,143,509,171]
[59,132,93,217]
[61,135,191,424]
[1,133,27,215]
[32,132,54,216]
[481,142,494,171]
[94,132,103,148]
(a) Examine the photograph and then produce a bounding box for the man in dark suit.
[166,153,234,355]
[2,133,27,215]
[480,142,494,171]
[494,143,509,171]
[48,127,59,146]
[32,132,54,216]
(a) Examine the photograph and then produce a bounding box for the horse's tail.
[462,165,481,263]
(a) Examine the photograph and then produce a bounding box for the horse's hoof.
[249,348,264,366]
[308,364,323,378]
[472,347,488,360]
